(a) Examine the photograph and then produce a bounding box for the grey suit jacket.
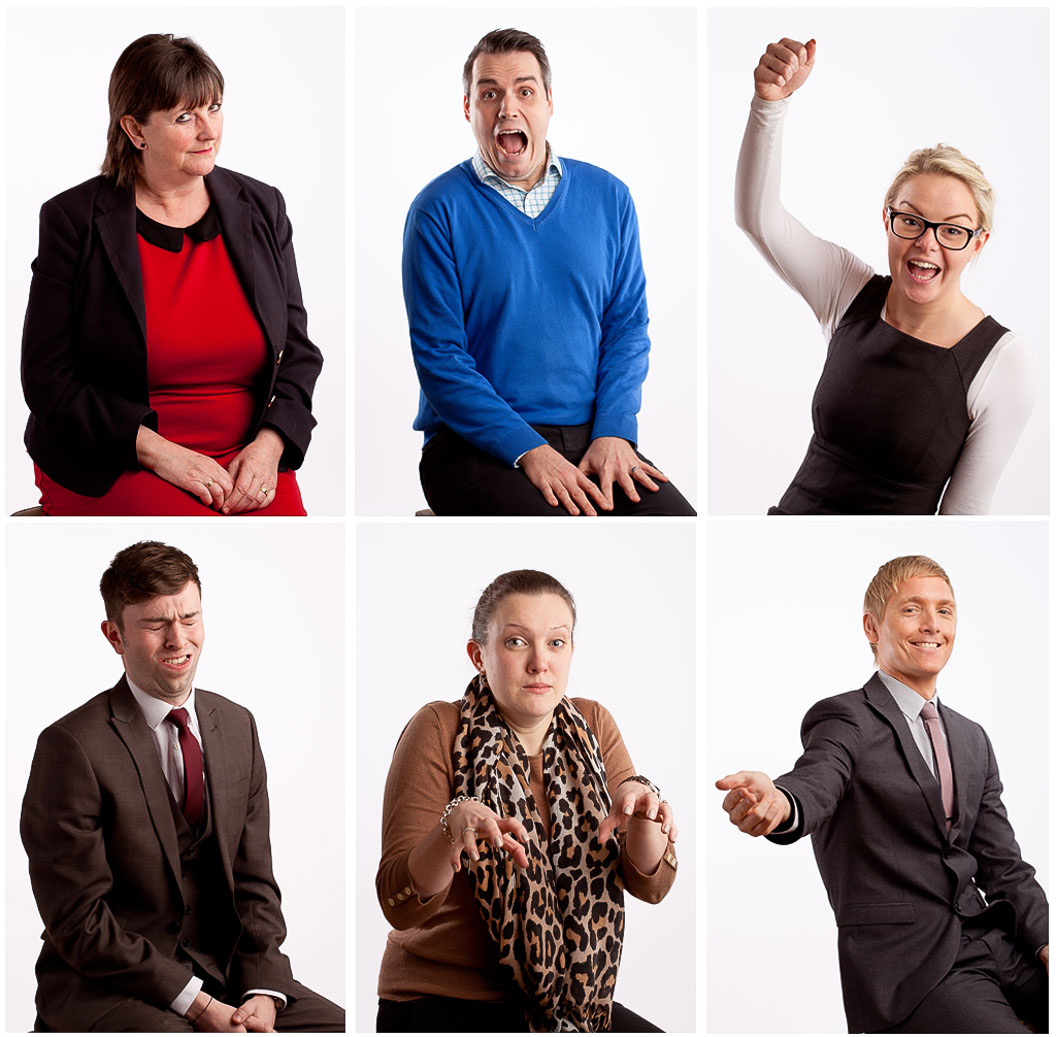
[21,677,294,1030]
[770,673,1047,1032]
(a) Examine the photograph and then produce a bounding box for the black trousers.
[420,423,696,517]
[377,996,662,1032]
[875,926,1047,1034]
[72,979,345,1032]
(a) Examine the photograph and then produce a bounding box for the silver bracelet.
[440,794,480,843]
[618,774,661,797]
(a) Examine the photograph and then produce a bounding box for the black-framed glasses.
[886,208,984,251]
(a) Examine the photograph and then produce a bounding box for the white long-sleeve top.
[735,95,1035,515]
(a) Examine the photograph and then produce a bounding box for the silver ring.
[462,827,478,836]
[630,465,639,473]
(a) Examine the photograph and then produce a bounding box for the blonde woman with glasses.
[736,38,1033,515]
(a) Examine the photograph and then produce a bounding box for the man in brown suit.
[21,542,344,1032]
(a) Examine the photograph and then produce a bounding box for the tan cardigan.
[376,698,677,1001]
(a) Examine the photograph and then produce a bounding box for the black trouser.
[875,925,1047,1034]
[377,995,662,1032]
[73,980,344,1033]
[420,423,696,517]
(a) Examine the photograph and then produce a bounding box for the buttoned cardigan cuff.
[379,853,448,929]
[589,413,639,446]
[620,841,677,904]
[498,425,548,468]
[170,975,203,1016]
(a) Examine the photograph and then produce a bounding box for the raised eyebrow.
[897,201,972,224]
[476,75,539,88]
[503,623,572,633]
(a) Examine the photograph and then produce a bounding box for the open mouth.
[910,641,943,651]
[496,130,527,156]
[161,653,193,671]
[907,260,940,283]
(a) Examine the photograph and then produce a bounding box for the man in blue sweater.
[403,28,694,516]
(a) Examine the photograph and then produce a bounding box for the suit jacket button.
[185,905,193,915]
[180,937,190,947]
[167,922,181,934]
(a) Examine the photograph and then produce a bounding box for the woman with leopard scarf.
[376,570,679,1032]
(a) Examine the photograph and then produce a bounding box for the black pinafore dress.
[770,275,1007,515]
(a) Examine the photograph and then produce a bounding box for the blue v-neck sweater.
[403,158,650,465]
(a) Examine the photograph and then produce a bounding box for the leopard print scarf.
[453,677,625,1033]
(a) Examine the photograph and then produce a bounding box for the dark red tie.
[921,700,954,832]
[168,707,204,826]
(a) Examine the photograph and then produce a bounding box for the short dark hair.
[470,570,575,644]
[102,34,224,191]
[100,541,202,627]
[462,28,552,97]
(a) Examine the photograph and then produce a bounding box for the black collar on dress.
[135,206,221,252]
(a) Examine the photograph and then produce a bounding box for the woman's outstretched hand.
[599,781,677,844]
[445,799,531,873]
[754,38,816,101]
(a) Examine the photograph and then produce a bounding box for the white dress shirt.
[876,670,950,778]
[126,680,285,1017]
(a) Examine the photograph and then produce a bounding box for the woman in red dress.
[21,34,322,515]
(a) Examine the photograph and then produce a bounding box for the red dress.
[35,209,306,516]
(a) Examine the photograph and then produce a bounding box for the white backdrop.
[706,519,1050,1033]
[707,8,1050,515]
[4,7,346,516]
[355,521,697,1032]
[355,8,698,515]
[5,522,346,1031]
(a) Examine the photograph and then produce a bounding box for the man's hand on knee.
[185,991,249,1032]
[578,436,668,505]
[232,995,279,1032]
[520,443,611,515]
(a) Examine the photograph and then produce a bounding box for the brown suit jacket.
[20,677,294,1030]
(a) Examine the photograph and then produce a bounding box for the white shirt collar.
[876,670,937,721]
[126,677,197,732]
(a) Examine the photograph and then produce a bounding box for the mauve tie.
[921,700,954,832]
[168,707,204,826]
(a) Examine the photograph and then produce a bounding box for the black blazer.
[21,167,323,496]
[771,674,1047,1032]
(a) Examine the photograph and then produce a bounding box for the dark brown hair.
[100,541,201,627]
[470,570,575,644]
[462,28,552,97]
[102,33,224,191]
